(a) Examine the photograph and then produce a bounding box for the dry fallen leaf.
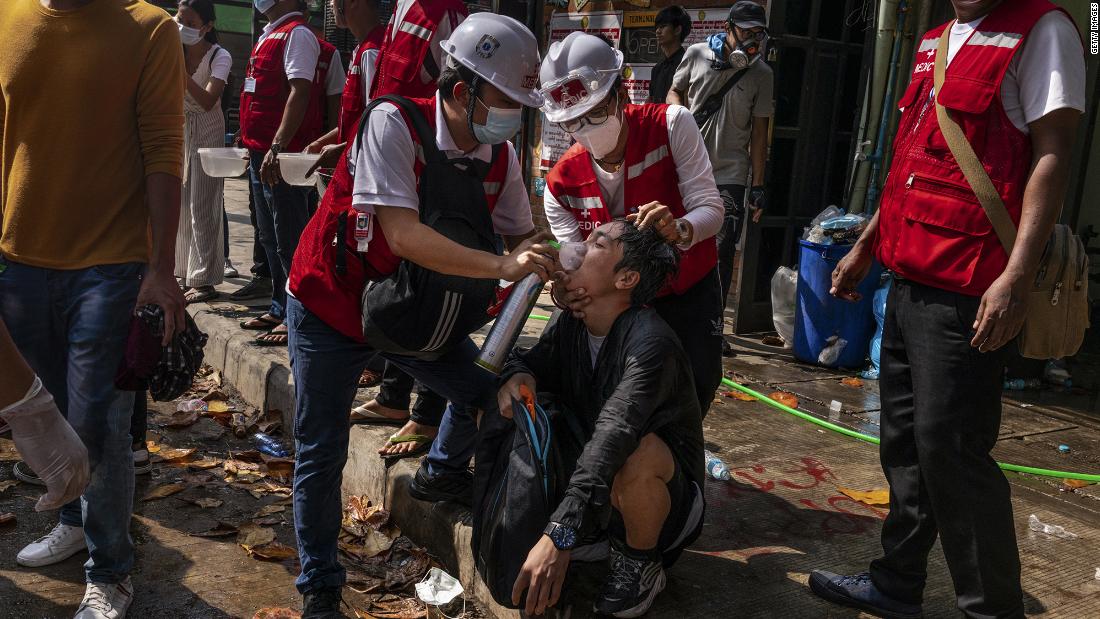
[0,438,22,462]
[237,523,276,548]
[1064,478,1095,489]
[252,516,283,526]
[206,400,230,413]
[768,391,799,409]
[244,541,298,562]
[186,497,224,509]
[365,595,426,619]
[722,390,757,401]
[0,480,20,494]
[255,504,287,518]
[841,377,864,388]
[254,608,301,619]
[836,486,891,507]
[153,447,197,464]
[142,483,188,501]
[145,441,162,454]
[188,458,222,470]
[190,522,239,538]
[0,512,15,527]
[263,457,294,482]
[338,528,395,561]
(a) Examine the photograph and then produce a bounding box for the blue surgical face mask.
[254,0,278,14]
[472,98,522,145]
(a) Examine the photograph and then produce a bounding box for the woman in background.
[175,0,232,303]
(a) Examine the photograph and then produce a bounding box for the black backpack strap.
[354,94,443,164]
[692,68,748,128]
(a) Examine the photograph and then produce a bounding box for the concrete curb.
[186,303,518,619]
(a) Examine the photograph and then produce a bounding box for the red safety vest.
[369,0,468,99]
[545,103,718,296]
[874,0,1073,296]
[288,97,511,341]
[239,16,327,152]
[337,27,385,144]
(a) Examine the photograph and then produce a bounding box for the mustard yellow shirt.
[0,0,185,269]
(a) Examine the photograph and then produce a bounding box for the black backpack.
[472,397,589,608]
[356,95,503,360]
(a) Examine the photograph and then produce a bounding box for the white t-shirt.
[361,48,380,101]
[259,12,319,82]
[324,49,347,96]
[207,46,232,83]
[587,331,605,368]
[944,11,1085,132]
[543,105,724,249]
[350,93,533,237]
[388,0,459,86]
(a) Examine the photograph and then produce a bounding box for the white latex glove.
[0,377,90,511]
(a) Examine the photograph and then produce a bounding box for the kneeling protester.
[473,221,705,617]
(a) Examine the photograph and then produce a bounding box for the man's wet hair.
[610,220,680,306]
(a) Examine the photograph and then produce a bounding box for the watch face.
[552,524,576,550]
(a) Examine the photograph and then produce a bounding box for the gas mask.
[728,30,768,70]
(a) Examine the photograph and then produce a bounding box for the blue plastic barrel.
[793,240,883,368]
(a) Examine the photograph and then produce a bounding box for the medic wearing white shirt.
[542,32,726,416]
[237,0,332,345]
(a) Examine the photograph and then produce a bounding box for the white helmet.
[539,31,624,124]
[439,13,543,108]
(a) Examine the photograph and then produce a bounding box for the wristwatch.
[544,522,577,551]
[269,142,283,157]
[674,218,693,249]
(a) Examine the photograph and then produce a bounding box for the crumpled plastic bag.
[771,267,798,347]
[0,377,89,511]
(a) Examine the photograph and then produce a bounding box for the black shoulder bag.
[691,68,748,128]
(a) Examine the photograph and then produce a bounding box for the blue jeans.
[0,257,141,584]
[286,297,494,593]
[248,151,312,319]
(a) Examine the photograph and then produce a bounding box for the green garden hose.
[525,312,1100,483]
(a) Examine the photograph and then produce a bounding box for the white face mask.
[572,113,622,159]
[178,23,203,46]
[415,567,464,607]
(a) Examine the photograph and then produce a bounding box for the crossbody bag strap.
[933,28,1016,254]
[692,67,748,127]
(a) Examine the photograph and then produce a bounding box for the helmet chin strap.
[465,75,483,140]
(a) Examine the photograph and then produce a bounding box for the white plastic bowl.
[197,147,249,178]
[279,153,322,186]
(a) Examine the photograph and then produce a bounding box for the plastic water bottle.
[253,432,289,458]
[1004,378,1042,390]
[704,450,731,481]
[475,241,586,375]
[177,399,208,412]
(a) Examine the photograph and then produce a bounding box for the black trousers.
[870,279,1022,619]
[716,184,747,308]
[376,363,447,426]
[652,267,724,417]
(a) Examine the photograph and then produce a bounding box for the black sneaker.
[721,338,737,357]
[406,464,472,506]
[593,548,666,618]
[302,586,346,619]
[228,276,272,301]
[808,570,922,619]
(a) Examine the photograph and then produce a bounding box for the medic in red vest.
[285,17,556,608]
[237,0,335,345]
[304,0,386,164]
[541,32,727,416]
[814,1,1084,616]
[370,0,468,99]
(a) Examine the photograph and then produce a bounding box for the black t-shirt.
[648,47,686,104]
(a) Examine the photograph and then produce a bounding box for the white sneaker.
[132,449,152,476]
[16,523,87,567]
[74,577,133,619]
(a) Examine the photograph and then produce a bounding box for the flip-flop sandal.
[254,328,289,347]
[379,433,433,462]
[240,315,282,330]
[350,404,410,426]
[185,286,219,305]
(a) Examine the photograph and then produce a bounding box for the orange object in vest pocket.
[891,173,997,292]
